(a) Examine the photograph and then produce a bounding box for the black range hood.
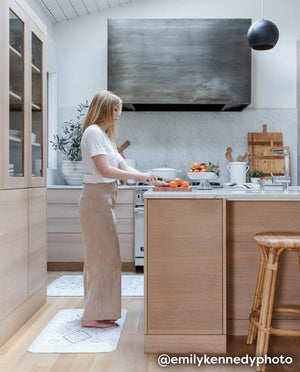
[108,19,251,112]
[121,104,249,112]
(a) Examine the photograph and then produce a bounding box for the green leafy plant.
[50,101,89,161]
[249,170,263,178]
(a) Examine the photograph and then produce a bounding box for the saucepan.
[148,168,182,181]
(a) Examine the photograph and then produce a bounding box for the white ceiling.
[33,0,133,23]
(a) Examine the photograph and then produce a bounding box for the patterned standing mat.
[47,274,144,297]
[28,309,127,353]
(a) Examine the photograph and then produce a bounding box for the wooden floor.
[0,272,299,372]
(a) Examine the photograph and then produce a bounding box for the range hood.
[108,19,251,112]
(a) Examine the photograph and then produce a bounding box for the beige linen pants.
[78,182,121,321]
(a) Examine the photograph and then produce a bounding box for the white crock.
[227,162,249,184]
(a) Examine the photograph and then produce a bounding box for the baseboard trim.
[47,262,136,272]
[0,285,46,347]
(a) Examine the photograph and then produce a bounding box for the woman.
[79,90,160,328]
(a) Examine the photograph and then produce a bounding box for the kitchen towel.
[47,274,144,297]
[28,309,127,353]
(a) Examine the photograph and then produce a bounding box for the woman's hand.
[154,180,169,187]
[138,172,160,184]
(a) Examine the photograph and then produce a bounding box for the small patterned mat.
[47,274,144,297]
[28,309,127,353]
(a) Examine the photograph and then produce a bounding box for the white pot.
[62,160,83,185]
[251,177,261,184]
[227,162,249,184]
[150,168,182,181]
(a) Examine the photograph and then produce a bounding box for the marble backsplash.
[115,109,298,185]
[52,108,298,186]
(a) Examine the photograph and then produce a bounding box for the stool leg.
[262,252,280,360]
[247,252,265,345]
[255,247,277,372]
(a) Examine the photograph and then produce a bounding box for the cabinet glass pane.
[9,10,24,178]
[32,33,43,177]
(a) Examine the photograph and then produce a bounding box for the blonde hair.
[82,90,122,143]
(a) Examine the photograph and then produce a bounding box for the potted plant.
[51,101,89,185]
[249,170,263,184]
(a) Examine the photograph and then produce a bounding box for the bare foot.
[81,319,119,328]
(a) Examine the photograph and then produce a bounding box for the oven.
[134,186,150,266]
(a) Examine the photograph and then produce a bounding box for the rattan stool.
[247,232,300,371]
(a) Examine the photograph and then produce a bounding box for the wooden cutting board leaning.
[153,187,192,192]
[248,124,290,179]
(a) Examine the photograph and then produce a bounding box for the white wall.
[51,0,300,183]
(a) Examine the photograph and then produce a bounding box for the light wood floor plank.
[0,272,299,371]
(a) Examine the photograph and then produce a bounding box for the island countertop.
[143,186,300,200]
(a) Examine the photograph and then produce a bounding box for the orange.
[193,169,200,172]
[200,169,206,172]
[188,169,193,172]
[182,181,189,187]
[169,181,178,187]
[192,162,201,169]
[174,178,182,186]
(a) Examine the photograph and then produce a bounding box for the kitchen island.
[143,187,300,353]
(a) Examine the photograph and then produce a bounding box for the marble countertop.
[144,186,300,200]
[47,184,137,190]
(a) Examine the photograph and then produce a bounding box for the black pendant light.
[247,0,279,50]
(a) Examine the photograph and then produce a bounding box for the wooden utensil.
[118,140,130,158]
[241,152,248,162]
[237,152,248,162]
[225,147,233,162]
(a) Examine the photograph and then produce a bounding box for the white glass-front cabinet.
[0,0,47,189]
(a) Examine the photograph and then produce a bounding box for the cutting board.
[153,187,192,192]
[248,124,290,178]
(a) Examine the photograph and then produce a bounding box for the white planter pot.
[62,160,83,185]
[251,177,261,184]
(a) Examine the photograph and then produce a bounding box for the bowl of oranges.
[188,162,221,188]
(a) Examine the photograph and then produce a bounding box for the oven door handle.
[134,207,144,213]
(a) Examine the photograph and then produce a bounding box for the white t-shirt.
[81,124,124,183]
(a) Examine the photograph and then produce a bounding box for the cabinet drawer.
[48,203,133,219]
[48,218,133,234]
[47,189,133,204]
[47,189,82,204]
[117,190,134,204]
[48,233,134,262]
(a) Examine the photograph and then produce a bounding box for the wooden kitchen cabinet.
[144,199,226,353]
[0,0,47,347]
[227,201,300,335]
[47,188,135,271]
[28,188,47,296]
